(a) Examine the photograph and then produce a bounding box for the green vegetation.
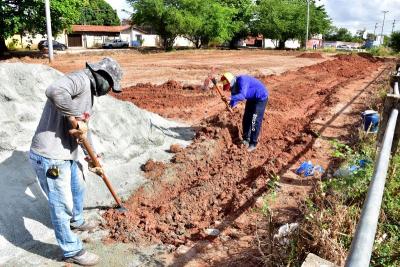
[128,0,245,50]
[368,46,395,57]
[389,31,400,53]
[80,0,120,26]
[298,135,400,266]
[217,0,254,48]
[254,0,331,49]
[129,0,333,51]
[1,0,118,54]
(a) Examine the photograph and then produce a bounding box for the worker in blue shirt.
[221,72,269,152]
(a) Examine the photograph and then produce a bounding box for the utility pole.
[392,19,396,34]
[373,22,379,36]
[305,0,310,49]
[45,0,54,62]
[380,11,389,45]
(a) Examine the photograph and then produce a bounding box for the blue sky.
[105,0,400,35]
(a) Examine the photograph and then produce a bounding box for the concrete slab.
[301,253,338,267]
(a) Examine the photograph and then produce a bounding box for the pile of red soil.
[104,54,383,246]
[297,52,323,59]
[141,160,166,181]
[112,80,210,121]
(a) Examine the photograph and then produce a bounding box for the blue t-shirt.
[230,75,269,107]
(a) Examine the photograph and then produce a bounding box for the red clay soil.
[297,52,324,58]
[112,80,209,122]
[103,55,384,248]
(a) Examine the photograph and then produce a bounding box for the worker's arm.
[229,77,248,107]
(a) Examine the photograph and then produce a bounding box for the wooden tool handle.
[70,118,123,207]
[211,79,233,113]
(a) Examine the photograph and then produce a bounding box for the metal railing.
[345,64,400,267]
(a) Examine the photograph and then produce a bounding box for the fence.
[345,63,400,266]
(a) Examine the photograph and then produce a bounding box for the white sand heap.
[0,63,193,264]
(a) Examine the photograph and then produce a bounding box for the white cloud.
[104,0,132,20]
[319,0,400,34]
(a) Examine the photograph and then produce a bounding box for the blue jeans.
[29,151,85,257]
[242,98,268,146]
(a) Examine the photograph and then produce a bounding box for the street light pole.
[45,0,54,62]
[305,0,310,49]
[380,11,389,45]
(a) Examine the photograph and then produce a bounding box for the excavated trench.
[105,54,384,248]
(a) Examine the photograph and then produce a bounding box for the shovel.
[70,118,127,212]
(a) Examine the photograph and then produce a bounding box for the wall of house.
[142,34,158,47]
[263,39,301,49]
[120,29,158,47]
[81,33,119,48]
[174,36,194,47]
[6,33,67,50]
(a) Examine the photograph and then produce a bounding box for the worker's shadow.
[0,150,60,263]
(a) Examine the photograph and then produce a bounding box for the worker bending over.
[221,72,269,152]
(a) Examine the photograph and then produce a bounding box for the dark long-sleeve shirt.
[230,75,269,107]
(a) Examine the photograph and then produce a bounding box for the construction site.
[0,49,395,266]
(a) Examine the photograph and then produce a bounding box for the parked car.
[38,40,68,51]
[102,39,129,49]
[336,44,352,51]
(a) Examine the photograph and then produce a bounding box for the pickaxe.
[70,118,127,212]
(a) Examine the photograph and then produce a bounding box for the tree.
[129,0,185,51]
[325,27,353,42]
[178,0,235,48]
[217,0,254,48]
[0,0,83,55]
[80,0,120,26]
[254,0,331,49]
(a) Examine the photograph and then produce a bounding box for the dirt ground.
[8,49,329,87]
[101,54,389,266]
[5,50,390,266]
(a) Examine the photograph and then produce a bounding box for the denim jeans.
[29,151,85,257]
[242,98,268,146]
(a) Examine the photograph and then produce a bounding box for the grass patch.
[295,135,400,266]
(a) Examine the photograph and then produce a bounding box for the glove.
[85,156,104,176]
[88,165,104,176]
[69,120,88,143]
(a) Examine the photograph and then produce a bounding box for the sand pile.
[0,63,193,264]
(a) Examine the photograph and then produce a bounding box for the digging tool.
[210,77,233,113]
[70,118,127,212]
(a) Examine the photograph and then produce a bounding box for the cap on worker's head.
[86,57,123,93]
[221,72,235,91]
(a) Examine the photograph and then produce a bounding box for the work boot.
[71,220,98,232]
[247,144,257,152]
[65,249,99,266]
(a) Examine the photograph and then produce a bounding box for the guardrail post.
[346,65,400,267]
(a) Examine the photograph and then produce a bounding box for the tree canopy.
[216,0,254,48]
[324,27,353,42]
[254,0,331,48]
[129,0,237,50]
[175,0,236,48]
[1,0,84,54]
[80,0,120,26]
[128,0,181,51]
[389,31,400,52]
